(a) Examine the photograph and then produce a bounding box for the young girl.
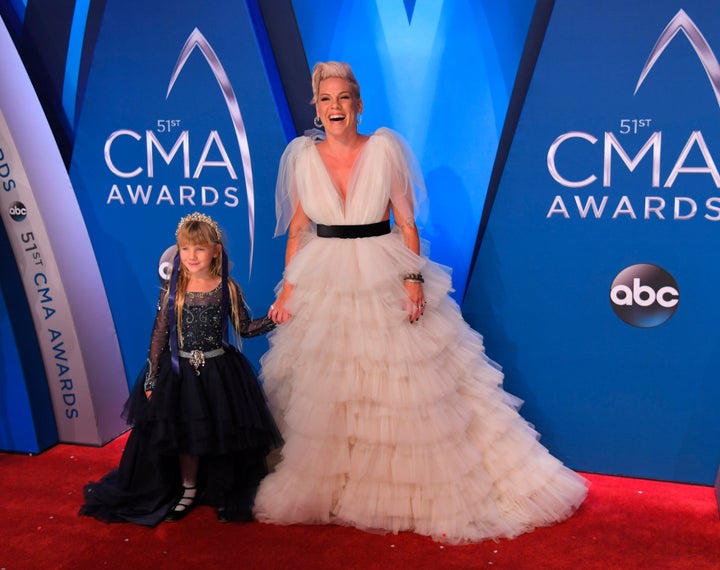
[80,212,280,525]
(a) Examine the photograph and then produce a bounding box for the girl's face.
[315,77,362,134]
[178,241,220,278]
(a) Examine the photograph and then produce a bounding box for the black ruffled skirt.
[80,347,282,526]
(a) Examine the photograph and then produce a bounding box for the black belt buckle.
[188,349,205,375]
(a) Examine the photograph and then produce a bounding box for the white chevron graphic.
[167,28,255,274]
[635,9,720,108]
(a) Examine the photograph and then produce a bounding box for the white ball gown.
[253,128,587,543]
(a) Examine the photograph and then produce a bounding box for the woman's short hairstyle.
[310,61,361,104]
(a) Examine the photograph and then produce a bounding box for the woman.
[253,61,587,543]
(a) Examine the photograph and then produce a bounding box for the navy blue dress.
[80,283,281,525]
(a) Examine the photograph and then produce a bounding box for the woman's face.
[315,77,362,134]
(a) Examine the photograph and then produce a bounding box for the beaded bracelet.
[403,272,424,283]
[144,363,157,391]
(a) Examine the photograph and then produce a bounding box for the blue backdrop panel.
[291,0,536,300]
[464,0,720,484]
[68,0,290,383]
[0,222,56,453]
[0,280,39,453]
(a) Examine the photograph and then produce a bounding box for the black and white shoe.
[165,485,197,522]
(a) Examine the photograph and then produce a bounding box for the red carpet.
[2,433,719,569]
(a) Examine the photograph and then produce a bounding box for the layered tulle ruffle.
[254,230,587,543]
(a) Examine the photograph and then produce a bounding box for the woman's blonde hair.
[310,61,361,104]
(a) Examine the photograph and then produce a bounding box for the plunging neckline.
[312,136,372,209]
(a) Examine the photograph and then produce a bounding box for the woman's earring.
[357,114,362,125]
[313,116,323,128]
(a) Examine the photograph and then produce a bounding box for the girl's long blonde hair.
[169,216,243,342]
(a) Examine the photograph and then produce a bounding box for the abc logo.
[158,244,178,282]
[8,201,27,221]
[609,263,679,328]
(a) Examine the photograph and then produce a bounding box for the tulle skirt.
[80,347,282,526]
[253,230,588,543]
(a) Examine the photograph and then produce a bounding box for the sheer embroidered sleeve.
[239,313,276,338]
[145,284,170,387]
[232,282,276,338]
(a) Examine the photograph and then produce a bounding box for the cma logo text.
[103,28,256,273]
[104,128,238,180]
[610,264,679,327]
[549,8,720,190]
[548,130,720,190]
[547,10,720,221]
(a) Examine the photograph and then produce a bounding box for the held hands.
[404,280,426,323]
[269,283,293,324]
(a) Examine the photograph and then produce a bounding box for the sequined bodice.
[180,286,223,351]
[145,280,274,378]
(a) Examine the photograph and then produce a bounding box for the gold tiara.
[176,212,221,241]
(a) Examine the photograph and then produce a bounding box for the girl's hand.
[404,281,426,323]
[269,283,294,324]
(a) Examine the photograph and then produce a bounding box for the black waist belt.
[316,220,391,239]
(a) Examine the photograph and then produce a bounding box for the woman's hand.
[269,283,294,324]
[404,281,426,323]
